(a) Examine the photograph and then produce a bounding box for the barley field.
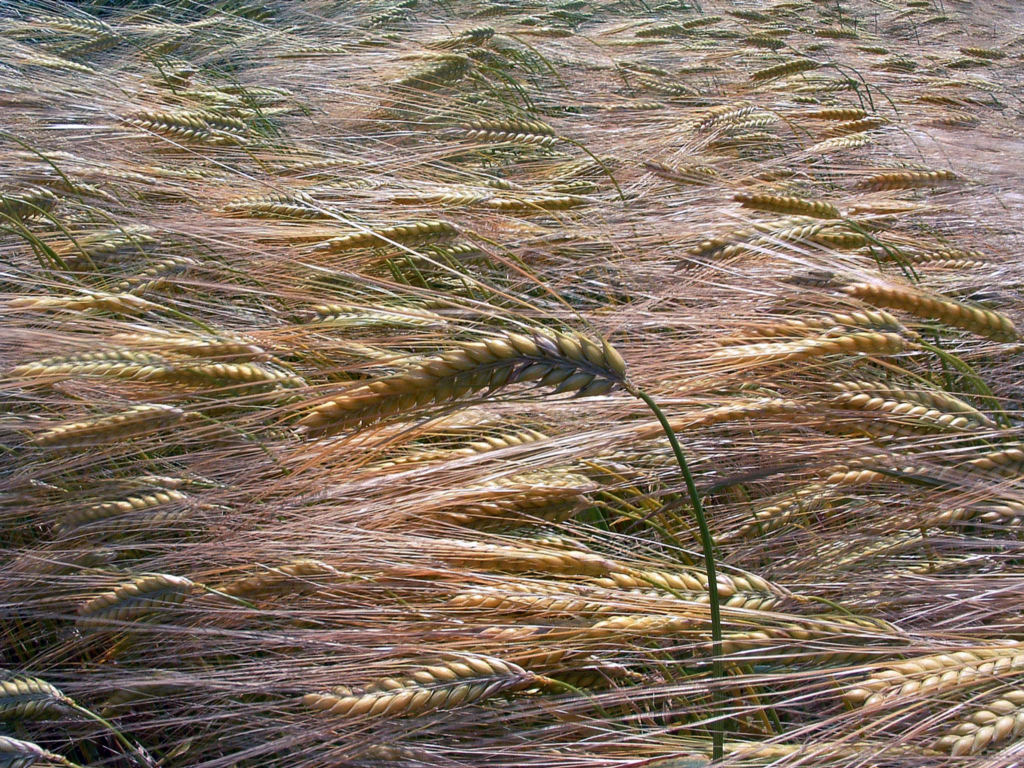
[2,0,1023,766]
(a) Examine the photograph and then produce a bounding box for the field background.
[2,0,1024,766]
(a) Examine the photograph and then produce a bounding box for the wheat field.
[2,0,1024,766]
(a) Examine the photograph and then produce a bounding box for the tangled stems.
[628,384,725,761]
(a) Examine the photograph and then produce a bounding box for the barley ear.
[297,327,627,435]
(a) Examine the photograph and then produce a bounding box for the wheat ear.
[57,489,189,533]
[933,689,1024,755]
[30,404,186,446]
[823,117,888,136]
[751,58,820,81]
[966,445,1024,477]
[710,331,911,365]
[0,677,71,720]
[807,132,874,154]
[432,538,619,577]
[0,677,153,768]
[845,644,1024,706]
[298,326,725,757]
[0,737,83,768]
[734,193,840,219]
[298,328,626,434]
[449,582,609,616]
[595,568,782,610]
[798,107,868,121]
[829,381,994,427]
[722,309,909,343]
[857,169,959,191]
[217,559,346,598]
[78,574,196,627]
[302,655,536,718]
[845,282,1018,341]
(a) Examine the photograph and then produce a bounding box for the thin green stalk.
[64,700,154,768]
[628,386,724,761]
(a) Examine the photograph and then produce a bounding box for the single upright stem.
[630,386,724,761]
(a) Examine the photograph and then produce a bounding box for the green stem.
[66,701,154,768]
[629,386,724,761]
